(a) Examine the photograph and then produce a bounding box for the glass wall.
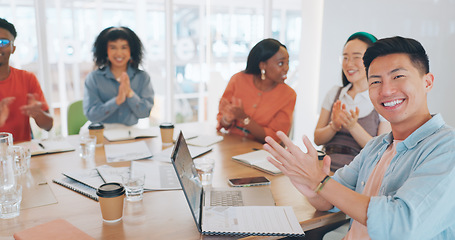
[0,0,301,137]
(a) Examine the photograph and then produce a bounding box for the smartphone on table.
[228,176,270,187]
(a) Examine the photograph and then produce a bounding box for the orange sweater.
[0,67,49,142]
[217,72,296,142]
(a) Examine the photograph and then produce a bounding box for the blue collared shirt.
[83,65,154,126]
[333,114,455,239]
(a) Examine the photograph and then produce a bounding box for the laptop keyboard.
[210,190,244,206]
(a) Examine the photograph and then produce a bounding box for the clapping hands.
[0,97,15,126]
[331,100,359,131]
[116,72,134,105]
[219,97,246,125]
[20,94,43,118]
[263,131,331,198]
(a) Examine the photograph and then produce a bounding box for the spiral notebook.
[171,132,305,237]
[53,177,98,201]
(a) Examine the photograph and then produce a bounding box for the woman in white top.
[314,32,391,171]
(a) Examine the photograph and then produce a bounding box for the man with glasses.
[0,18,53,142]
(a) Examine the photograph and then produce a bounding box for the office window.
[0,0,302,137]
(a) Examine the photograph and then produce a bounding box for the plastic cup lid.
[89,122,104,130]
[96,183,125,198]
[159,123,174,129]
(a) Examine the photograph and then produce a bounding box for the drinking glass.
[9,146,31,175]
[79,135,96,161]
[193,158,215,186]
[0,132,16,192]
[0,132,13,158]
[0,184,22,219]
[121,171,145,202]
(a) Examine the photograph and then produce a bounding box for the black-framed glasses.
[0,39,11,47]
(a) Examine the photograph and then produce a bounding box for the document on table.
[62,168,106,189]
[186,135,224,147]
[104,141,152,163]
[201,206,304,236]
[131,160,181,190]
[95,165,129,185]
[104,127,159,141]
[18,139,75,156]
[172,130,198,142]
[152,145,212,163]
[96,161,181,190]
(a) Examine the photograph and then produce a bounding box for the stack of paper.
[186,135,224,147]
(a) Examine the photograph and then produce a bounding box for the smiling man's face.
[0,28,15,68]
[367,53,433,138]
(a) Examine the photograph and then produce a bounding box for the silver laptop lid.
[171,131,203,232]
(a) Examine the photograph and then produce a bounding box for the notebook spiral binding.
[53,177,99,201]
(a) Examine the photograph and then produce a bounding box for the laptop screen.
[171,131,203,231]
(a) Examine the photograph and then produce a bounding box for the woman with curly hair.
[83,26,154,126]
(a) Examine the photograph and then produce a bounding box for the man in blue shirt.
[263,36,455,239]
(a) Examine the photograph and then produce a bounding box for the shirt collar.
[102,64,135,81]
[384,114,445,151]
[340,83,369,100]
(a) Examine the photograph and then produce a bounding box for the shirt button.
[253,104,257,108]
[258,92,262,96]
[361,181,365,186]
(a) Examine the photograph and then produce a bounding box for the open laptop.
[170,132,276,232]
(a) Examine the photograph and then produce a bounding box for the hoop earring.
[261,69,266,80]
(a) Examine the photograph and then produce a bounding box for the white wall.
[293,0,455,145]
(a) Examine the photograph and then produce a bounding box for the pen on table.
[38,143,46,149]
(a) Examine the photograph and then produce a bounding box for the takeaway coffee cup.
[159,123,174,146]
[88,123,104,146]
[96,183,125,223]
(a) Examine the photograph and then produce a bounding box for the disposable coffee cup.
[159,123,174,145]
[89,123,104,146]
[96,183,125,223]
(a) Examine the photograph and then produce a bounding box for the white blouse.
[321,84,386,121]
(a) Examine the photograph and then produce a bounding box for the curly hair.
[92,26,144,69]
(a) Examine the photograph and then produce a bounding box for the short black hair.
[341,32,377,87]
[363,36,429,76]
[92,26,144,69]
[0,18,17,39]
[245,38,287,75]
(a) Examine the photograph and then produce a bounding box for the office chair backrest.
[67,100,88,135]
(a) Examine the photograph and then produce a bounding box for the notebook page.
[202,206,304,235]
[104,141,152,162]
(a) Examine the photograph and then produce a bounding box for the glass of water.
[0,184,22,219]
[121,171,145,202]
[79,135,96,161]
[193,158,215,186]
[9,146,31,175]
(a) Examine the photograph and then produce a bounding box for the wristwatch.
[243,116,251,125]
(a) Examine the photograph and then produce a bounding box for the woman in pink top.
[217,39,296,143]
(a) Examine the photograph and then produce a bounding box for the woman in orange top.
[217,38,296,143]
